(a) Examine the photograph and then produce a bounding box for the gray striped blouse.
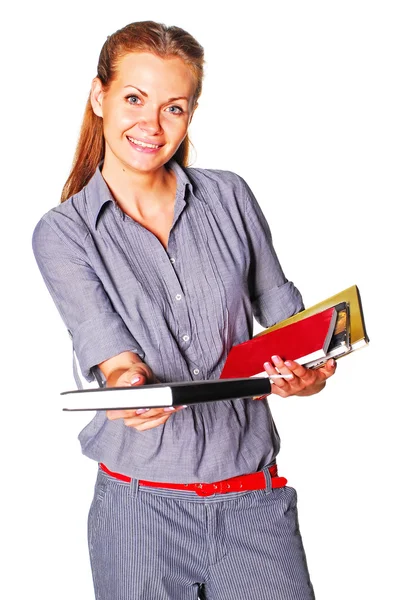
[32,160,304,483]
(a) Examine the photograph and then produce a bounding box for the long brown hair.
[61,21,204,202]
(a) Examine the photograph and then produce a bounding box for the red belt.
[99,463,287,497]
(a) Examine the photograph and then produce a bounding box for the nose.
[138,106,162,136]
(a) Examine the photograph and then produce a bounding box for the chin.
[119,154,159,171]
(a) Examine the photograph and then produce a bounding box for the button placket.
[167,235,177,268]
[166,234,192,352]
[167,241,183,305]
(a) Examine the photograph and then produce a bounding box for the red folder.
[220,305,338,379]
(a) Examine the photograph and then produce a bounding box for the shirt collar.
[168,158,194,196]
[85,159,194,229]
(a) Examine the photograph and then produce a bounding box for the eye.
[126,95,141,105]
[166,105,184,115]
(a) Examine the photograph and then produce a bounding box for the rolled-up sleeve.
[240,178,304,327]
[32,218,143,381]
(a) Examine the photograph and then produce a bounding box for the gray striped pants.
[88,466,315,599]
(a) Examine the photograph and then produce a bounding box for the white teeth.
[127,136,160,149]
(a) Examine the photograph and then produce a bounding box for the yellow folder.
[255,284,369,356]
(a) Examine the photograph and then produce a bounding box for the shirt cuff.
[253,281,304,328]
[72,311,144,382]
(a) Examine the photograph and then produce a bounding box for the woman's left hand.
[263,355,337,398]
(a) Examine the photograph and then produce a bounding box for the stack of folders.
[62,284,368,410]
[220,284,369,379]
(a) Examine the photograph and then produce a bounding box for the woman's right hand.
[107,405,185,431]
[104,361,186,431]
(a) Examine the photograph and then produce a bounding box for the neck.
[101,153,176,216]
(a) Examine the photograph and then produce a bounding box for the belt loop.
[129,477,139,499]
[262,464,272,495]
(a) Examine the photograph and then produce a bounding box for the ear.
[90,77,105,118]
[189,101,198,125]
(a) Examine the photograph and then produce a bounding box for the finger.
[135,406,179,417]
[269,356,313,396]
[132,406,187,420]
[108,404,187,423]
[106,409,132,420]
[106,373,145,389]
[124,413,172,431]
[110,363,157,388]
[313,358,337,380]
[120,371,147,387]
[263,361,277,377]
[107,406,154,420]
[130,404,187,430]
[123,409,170,425]
[271,355,297,375]
[267,356,295,389]
[281,359,318,386]
[280,358,308,378]
[268,385,292,398]
[326,358,337,374]
[134,407,170,418]
[263,360,289,380]
[253,394,269,401]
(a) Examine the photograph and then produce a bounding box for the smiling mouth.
[127,136,162,149]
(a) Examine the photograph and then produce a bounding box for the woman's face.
[91,52,197,174]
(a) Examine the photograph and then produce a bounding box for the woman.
[32,20,336,600]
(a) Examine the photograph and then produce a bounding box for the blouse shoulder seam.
[40,212,91,259]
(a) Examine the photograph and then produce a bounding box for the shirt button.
[175,294,182,301]
[170,257,176,264]
[182,335,190,342]
[193,368,200,375]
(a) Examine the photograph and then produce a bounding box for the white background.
[2,1,399,598]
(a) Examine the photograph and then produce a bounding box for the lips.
[126,136,163,149]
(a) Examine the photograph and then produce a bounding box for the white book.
[61,377,272,411]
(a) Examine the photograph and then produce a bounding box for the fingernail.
[264,362,271,369]
[271,355,280,362]
[284,361,293,368]
[135,408,150,414]
[131,376,140,385]
[178,405,188,409]
[163,406,176,412]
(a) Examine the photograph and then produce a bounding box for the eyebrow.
[123,85,189,103]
